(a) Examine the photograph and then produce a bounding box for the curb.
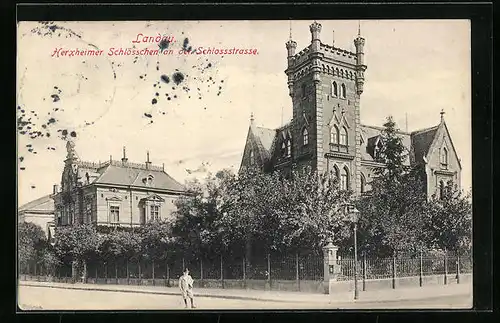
[19,282,471,305]
[19,283,308,304]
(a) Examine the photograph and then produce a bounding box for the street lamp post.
[345,204,360,300]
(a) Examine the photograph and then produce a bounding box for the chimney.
[145,151,152,170]
[121,146,128,164]
[53,184,59,194]
[332,30,335,47]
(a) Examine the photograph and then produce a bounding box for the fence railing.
[19,251,472,286]
[19,253,325,282]
[337,251,472,282]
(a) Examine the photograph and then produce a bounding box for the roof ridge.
[18,194,52,211]
[360,124,411,135]
[411,124,439,135]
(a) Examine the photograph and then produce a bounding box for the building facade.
[52,141,186,228]
[18,195,55,238]
[240,21,461,198]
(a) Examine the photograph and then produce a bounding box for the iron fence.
[337,251,472,281]
[19,250,472,284]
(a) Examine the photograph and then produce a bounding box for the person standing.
[179,268,196,308]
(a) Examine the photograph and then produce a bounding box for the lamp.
[343,203,360,300]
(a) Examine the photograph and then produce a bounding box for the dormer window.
[331,81,338,97]
[340,83,346,99]
[302,128,309,146]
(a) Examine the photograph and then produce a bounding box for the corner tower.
[284,21,367,194]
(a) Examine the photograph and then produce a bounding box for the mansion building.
[51,141,186,228]
[240,22,461,198]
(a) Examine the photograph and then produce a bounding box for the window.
[249,150,255,165]
[302,128,309,146]
[331,81,338,97]
[301,83,307,98]
[439,181,445,200]
[286,139,292,157]
[441,147,448,166]
[330,125,339,144]
[340,127,348,146]
[281,142,286,157]
[360,173,366,193]
[340,83,346,99]
[150,205,160,221]
[341,167,349,190]
[110,205,120,223]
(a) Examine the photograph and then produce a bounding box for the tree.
[356,117,428,256]
[18,222,47,273]
[424,181,472,253]
[53,224,102,280]
[172,169,237,259]
[373,116,409,183]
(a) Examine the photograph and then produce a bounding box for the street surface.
[18,285,472,310]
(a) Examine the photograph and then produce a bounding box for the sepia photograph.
[16,19,473,310]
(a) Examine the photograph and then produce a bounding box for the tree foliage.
[423,181,472,252]
[18,222,47,266]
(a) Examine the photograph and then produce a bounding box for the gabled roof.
[254,126,276,157]
[18,194,54,214]
[93,164,185,192]
[360,124,412,165]
[410,125,439,164]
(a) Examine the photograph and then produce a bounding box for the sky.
[16,20,471,206]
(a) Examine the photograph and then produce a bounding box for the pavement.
[19,280,472,305]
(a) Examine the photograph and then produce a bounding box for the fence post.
[243,257,246,289]
[138,260,142,285]
[126,258,129,285]
[419,249,423,287]
[220,255,224,289]
[392,253,396,289]
[444,249,448,285]
[362,253,366,291]
[456,253,461,284]
[296,253,300,291]
[200,258,204,280]
[95,264,98,283]
[152,259,155,286]
[165,259,168,286]
[105,262,108,283]
[115,262,118,284]
[267,253,271,290]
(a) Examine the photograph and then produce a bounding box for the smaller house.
[18,194,55,239]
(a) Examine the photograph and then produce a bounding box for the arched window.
[441,147,448,165]
[340,127,348,146]
[331,81,338,97]
[249,150,255,165]
[286,139,292,157]
[341,167,349,190]
[301,83,307,98]
[340,83,347,99]
[333,165,340,182]
[360,173,366,193]
[302,128,309,146]
[439,180,445,200]
[330,125,339,144]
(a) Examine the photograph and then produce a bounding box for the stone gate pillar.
[323,240,341,294]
